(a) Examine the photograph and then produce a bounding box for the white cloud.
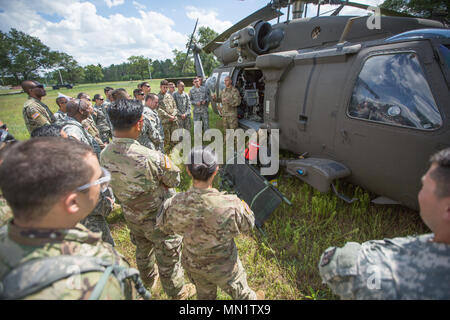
[185,6,233,34]
[104,0,124,9]
[0,0,188,66]
[133,1,146,11]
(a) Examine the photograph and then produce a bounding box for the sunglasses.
[76,167,111,193]
[138,93,144,96]
[32,84,44,89]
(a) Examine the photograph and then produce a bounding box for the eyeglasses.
[32,84,44,89]
[98,98,104,101]
[76,167,111,193]
[144,85,151,88]
[138,93,144,96]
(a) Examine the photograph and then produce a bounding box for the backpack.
[0,255,150,300]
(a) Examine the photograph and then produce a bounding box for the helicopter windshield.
[348,52,442,131]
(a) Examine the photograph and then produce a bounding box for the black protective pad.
[221,157,282,227]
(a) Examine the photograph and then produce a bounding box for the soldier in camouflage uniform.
[157,147,262,300]
[0,138,144,300]
[189,78,210,132]
[0,126,15,227]
[21,80,56,134]
[319,148,450,299]
[173,81,191,131]
[54,96,69,123]
[93,94,113,143]
[157,80,180,154]
[77,93,106,149]
[62,99,114,246]
[212,76,241,130]
[100,99,195,299]
[138,93,164,152]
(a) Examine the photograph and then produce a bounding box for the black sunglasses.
[32,84,44,89]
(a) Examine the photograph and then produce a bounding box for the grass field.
[0,80,429,300]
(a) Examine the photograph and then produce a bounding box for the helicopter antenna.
[181,18,198,74]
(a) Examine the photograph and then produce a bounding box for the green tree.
[381,0,449,20]
[84,64,104,83]
[0,28,56,84]
[172,49,195,76]
[53,52,84,84]
[195,26,220,76]
[128,55,150,80]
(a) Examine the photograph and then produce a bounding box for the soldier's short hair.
[145,93,157,102]
[429,148,450,198]
[133,88,144,98]
[177,80,184,86]
[110,88,128,101]
[0,138,94,222]
[187,146,218,182]
[56,96,67,107]
[66,99,89,118]
[31,124,64,138]
[160,80,169,86]
[104,87,114,94]
[76,92,89,100]
[138,82,149,89]
[93,94,102,101]
[108,99,143,130]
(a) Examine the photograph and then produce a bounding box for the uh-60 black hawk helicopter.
[185,0,449,226]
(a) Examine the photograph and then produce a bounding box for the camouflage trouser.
[177,114,191,132]
[222,114,238,130]
[162,120,180,154]
[81,214,115,246]
[0,196,12,227]
[193,105,209,132]
[81,188,115,246]
[126,216,185,297]
[185,257,256,300]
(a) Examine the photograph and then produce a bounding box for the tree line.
[0,26,220,86]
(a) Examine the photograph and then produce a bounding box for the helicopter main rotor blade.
[182,18,198,74]
[203,3,283,53]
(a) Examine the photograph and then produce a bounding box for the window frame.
[346,50,443,132]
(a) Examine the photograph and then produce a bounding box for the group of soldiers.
[0,76,258,300]
[0,74,449,300]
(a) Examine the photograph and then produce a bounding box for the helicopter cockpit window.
[219,72,230,92]
[348,53,442,130]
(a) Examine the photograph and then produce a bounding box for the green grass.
[0,79,429,300]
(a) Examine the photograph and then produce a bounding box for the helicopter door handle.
[340,129,349,141]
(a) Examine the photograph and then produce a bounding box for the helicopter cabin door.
[334,39,449,209]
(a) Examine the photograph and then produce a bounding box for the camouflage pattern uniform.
[216,87,241,130]
[0,222,136,299]
[173,91,191,131]
[62,116,101,157]
[137,106,163,152]
[62,117,114,246]
[22,97,56,134]
[53,110,67,123]
[100,138,185,297]
[93,104,112,143]
[82,115,105,150]
[157,92,179,153]
[0,194,12,227]
[157,187,257,300]
[319,234,450,299]
[189,86,210,132]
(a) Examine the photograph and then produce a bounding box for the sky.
[0,0,384,67]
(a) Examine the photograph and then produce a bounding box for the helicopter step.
[280,158,351,193]
[238,118,264,131]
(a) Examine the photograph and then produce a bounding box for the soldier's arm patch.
[163,155,172,169]
[32,112,41,119]
[320,247,336,267]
